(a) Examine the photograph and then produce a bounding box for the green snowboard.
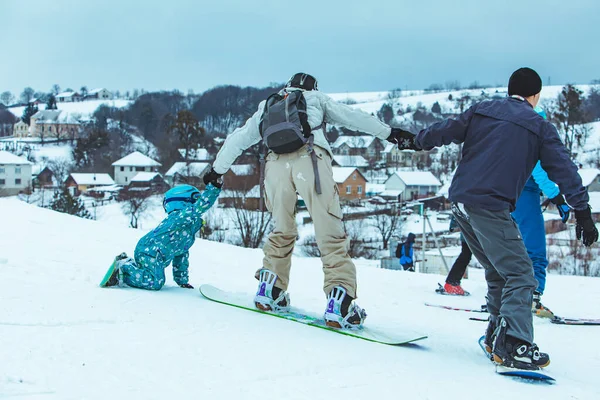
[199,284,427,346]
[99,257,120,287]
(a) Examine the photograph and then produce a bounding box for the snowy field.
[1,198,600,399]
[7,99,131,120]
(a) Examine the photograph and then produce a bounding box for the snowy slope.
[1,198,600,399]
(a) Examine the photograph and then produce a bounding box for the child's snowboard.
[477,336,555,382]
[199,284,427,346]
[99,256,120,287]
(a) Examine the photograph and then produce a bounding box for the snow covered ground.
[1,198,600,399]
[7,99,131,120]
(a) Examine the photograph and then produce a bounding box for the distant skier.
[202,72,417,329]
[439,216,472,295]
[397,233,416,271]
[412,67,598,372]
[101,184,221,290]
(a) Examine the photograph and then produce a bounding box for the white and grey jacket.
[212,88,392,174]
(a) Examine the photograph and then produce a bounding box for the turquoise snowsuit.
[120,184,221,290]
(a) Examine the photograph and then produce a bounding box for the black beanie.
[508,67,542,97]
[286,73,318,91]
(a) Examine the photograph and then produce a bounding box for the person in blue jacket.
[411,67,598,371]
[512,107,571,318]
[102,183,221,290]
[398,232,416,271]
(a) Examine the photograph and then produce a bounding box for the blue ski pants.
[120,252,168,290]
[511,189,548,294]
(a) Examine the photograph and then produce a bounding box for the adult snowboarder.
[412,67,598,371]
[202,72,416,328]
[101,184,221,290]
[440,107,571,306]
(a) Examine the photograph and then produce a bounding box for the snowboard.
[99,257,120,287]
[425,302,488,313]
[477,336,555,382]
[551,316,600,326]
[199,284,427,346]
[435,283,470,296]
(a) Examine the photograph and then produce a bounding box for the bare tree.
[342,211,377,259]
[120,188,152,229]
[371,205,403,250]
[51,84,61,95]
[445,80,462,91]
[0,91,14,106]
[230,191,273,248]
[46,158,73,188]
[20,87,35,104]
[300,234,321,257]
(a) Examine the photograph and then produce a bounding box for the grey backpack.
[258,90,314,154]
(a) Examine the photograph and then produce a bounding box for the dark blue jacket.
[415,97,588,211]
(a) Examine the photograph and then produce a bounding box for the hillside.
[1,199,599,399]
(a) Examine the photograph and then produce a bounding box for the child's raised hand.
[179,283,194,289]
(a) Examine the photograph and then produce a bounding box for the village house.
[129,172,169,193]
[12,120,30,138]
[56,91,82,102]
[112,151,161,185]
[381,143,429,168]
[330,135,386,164]
[29,110,80,140]
[219,185,263,210]
[32,165,55,189]
[165,162,210,187]
[332,167,368,201]
[223,163,259,192]
[578,168,600,192]
[383,171,442,202]
[86,88,112,101]
[65,173,115,196]
[0,151,32,196]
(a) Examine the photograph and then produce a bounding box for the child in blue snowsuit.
[511,107,571,316]
[108,184,221,290]
[398,233,416,271]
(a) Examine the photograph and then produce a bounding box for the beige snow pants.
[257,145,357,298]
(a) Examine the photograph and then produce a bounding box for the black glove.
[203,167,223,189]
[387,128,420,151]
[550,195,570,223]
[179,283,194,289]
[574,207,599,247]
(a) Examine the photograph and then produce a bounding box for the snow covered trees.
[49,188,93,219]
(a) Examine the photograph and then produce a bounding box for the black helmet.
[286,73,318,91]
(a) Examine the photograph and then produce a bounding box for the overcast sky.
[1,0,598,96]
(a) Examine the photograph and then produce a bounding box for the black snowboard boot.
[105,252,128,287]
[492,317,550,370]
[482,316,497,356]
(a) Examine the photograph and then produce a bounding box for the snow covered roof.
[165,162,210,177]
[0,151,32,165]
[87,184,122,192]
[588,192,600,213]
[331,135,376,149]
[380,189,403,197]
[177,148,210,161]
[366,183,385,194]
[578,168,600,187]
[230,164,254,176]
[332,155,369,168]
[331,167,365,183]
[131,172,162,182]
[382,142,415,154]
[88,88,108,94]
[56,91,78,98]
[31,110,79,125]
[112,151,161,167]
[69,173,115,186]
[393,171,441,187]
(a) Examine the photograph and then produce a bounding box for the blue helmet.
[163,185,201,213]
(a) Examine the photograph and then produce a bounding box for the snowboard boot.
[323,286,367,329]
[532,291,555,319]
[440,282,470,296]
[104,252,127,287]
[492,317,550,370]
[482,316,497,357]
[254,269,290,312]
